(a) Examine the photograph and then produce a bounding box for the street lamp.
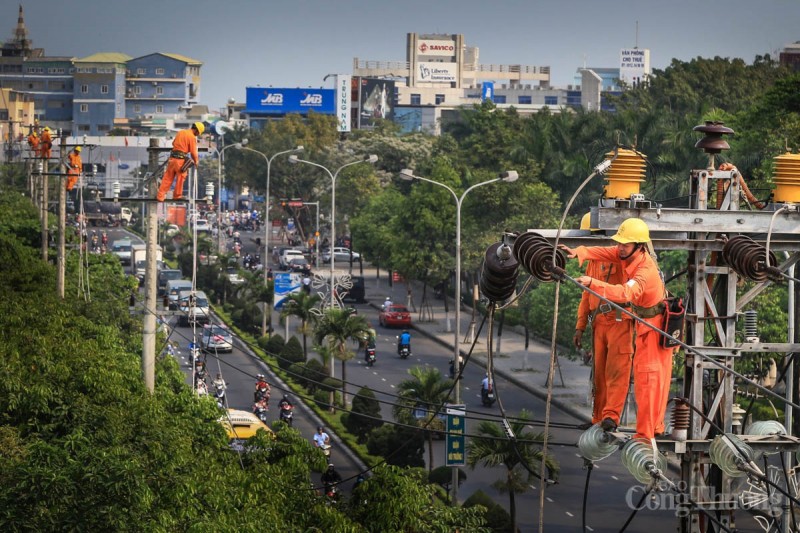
[289,154,378,309]
[399,168,518,503]
[239,145,304,336]
[214,139,247,253]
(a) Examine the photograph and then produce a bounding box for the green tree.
[280,290,321,359]
[313,307,371,409]
[343,386,383,442]
[467,409,559,533]
[394,366,453,471]
[278,335,305,370]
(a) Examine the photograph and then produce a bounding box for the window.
[136,68,146,75]
[81,84,88,94]
[156,86,164,95]
[156,105,164,113]
[494,95,507,104]
[101,85,109,94]
[155,68,165,75]
[410,94,421,105]
[80,104,89,113]
[98,124,110,131]
[133,104,141,113]
[435,94,445,104]
[78,124,90,132]
[518,95,532,105]
[544,96,558,106]
[134,86,142,95]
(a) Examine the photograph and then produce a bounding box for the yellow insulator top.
[773,152,800,204]
[603,148,647,200]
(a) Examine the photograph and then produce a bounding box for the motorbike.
[365,346,376,367]
[398,344,410,359]
[253,400,269,423]
[279,402,294,426]
[213,384,226,408]
[481,385,496,407]
[319,443,332,457]
[324,484,339,504]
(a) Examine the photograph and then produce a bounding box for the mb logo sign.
[446,404,466,466]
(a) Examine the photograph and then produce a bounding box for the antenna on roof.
[635,20,639,49]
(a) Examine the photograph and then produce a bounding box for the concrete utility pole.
[142,138,159,393]
[56,133,66,298]
[40,145,48,262]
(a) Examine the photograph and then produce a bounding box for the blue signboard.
[482,82,494,102]
[273,272,302,309]
[246,87,335,115]
[445,404,466,466]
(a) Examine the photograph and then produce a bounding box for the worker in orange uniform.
[40,127,53,159]
[573,213,634,432]
[27,130,40,157]
[157,122,203,202]
[66,146,82,192]
[561,218,671,440]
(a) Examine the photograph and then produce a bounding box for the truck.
[132,244,163,283]
[82,201,134,227]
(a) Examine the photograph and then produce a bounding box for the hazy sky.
[8,0,799,111]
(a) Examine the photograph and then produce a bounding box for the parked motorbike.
[365,346,376,367]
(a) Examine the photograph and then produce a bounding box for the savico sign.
[417,39,456,57]
[246,87,335,115]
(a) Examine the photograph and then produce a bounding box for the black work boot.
[600,418,617,432]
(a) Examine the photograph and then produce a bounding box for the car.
[110,239,133,265]
[280,248,305,269]
[341,275,366,303]
[379,304,412,328]
[218,409,275,445]
[287,256,312,275]
[226,267,245,285]
[178,290,210,326]
[164,224,180,237]
[193,219,211,234]
[201,324,233,353]
[158,269,183,296]
[165,279,193,309]
[322,247,361,264]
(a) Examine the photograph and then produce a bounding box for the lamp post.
[289,154,378,309]
[399,168,519,504]
[240,145,304,337]
[214,139,247,253]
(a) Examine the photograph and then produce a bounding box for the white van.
[178,290,210,326]
[165,279,193,310]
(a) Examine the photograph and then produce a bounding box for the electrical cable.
[581,460,593,532]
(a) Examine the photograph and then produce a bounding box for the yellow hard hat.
[75,146,82,153]
[192,122,205,135]
[44,127,50,132]
[580,213,592,231]
[611,218,650,244]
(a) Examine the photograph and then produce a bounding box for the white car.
[322,247,361,264]
[193,219,211,234]
[110,239,133,265]
[201,324,233,353]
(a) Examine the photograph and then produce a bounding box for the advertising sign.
[417,39,456,57]
[445,404,466,467]
[336,74,351,132]
[246,87,335,115]
[273,272,302,309]
[481,82,494,102]
[359,78,395,129]
[417,62,457,83]
[619,48,650,86]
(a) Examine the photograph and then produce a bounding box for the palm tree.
[312,308,371,410]
[467,409,560,533]
[280,291,321,359]
[394,366,453,472]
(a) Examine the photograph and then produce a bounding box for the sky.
[8,0,800,112]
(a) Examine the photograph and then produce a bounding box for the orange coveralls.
[576,246,672,440]
[40,130,53,159]
[66,151,82,191]
[576,260,633,426]
[157,128,198,201]
[27,133,40,156]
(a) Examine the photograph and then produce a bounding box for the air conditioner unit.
[152,81,158,86]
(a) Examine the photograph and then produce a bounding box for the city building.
[780,41,800,71]
[73,53,130,136]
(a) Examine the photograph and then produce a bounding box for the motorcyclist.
[194,359,207,383]
[397,330,411,355]
[382,296,393,311]
[481,373,493,393]
[449,355,464,378]
[279,395,293,411]
[213,373,226,392]
[321,463,342,496]
[254,374,271,404]
[313,426,330,450]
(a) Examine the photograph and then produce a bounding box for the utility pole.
[40,139,48,262]
[56,132,66,298]
[142,138,159,393]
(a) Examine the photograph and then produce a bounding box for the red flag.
[124,137,129,147]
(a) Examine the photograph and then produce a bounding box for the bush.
[343,386,383,442]
[278,336,305,370]
[263,333,285,356]
[321,376,343,391]
[298,359,327,392]
[313,389,343,411]
[463,490,513,532]
[366,424,424,468]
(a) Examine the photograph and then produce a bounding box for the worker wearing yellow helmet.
[572,213,631,430]
[40,127,53,159]
[66,146,82,192]
[561,218,671,440]
[157,122,204,201]
[27,129,40,157]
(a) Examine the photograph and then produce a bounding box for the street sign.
[445,404,466,466]
[288,201,304,207]
[392,271,404,282]
[273,272,301,309]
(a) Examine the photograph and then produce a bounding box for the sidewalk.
[357,266,596,424]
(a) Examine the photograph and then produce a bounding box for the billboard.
[246,87,335,115]
[619,48,650,86]
[417,39,456,57]
[359,78,395,129]
[336,75,351,132]
[417,62,457,83]
[482,82,494,102]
